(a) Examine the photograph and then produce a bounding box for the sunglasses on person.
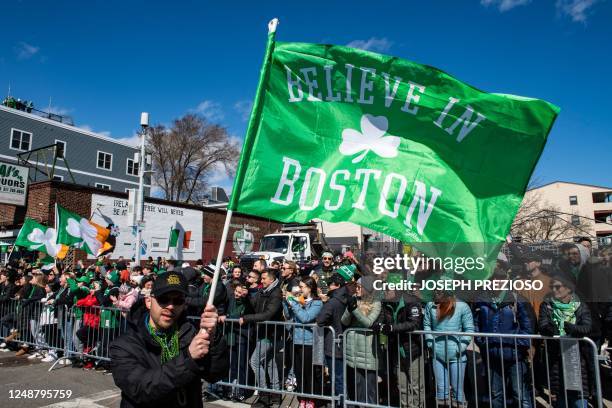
[154,295,186,307]
[549,284,564,291]
[323,257,333,261]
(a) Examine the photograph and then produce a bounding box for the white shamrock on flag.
[27,228,60,257]
[340,114,401,163]
[66,218,102,255]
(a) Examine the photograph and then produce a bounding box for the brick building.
[0,180,280,265]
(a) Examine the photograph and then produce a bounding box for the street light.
[135,112,149,265]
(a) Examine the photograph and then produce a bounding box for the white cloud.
[480,0,531,12]
[190,100,224,122]
[78,124,112,138]
[346,37,393,53]
[47,106,73,116]
[234,100,253,121]
[556,0,599,23]
[15,42,40,60]
[113,134,142,147]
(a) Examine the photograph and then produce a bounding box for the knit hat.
[106,271,120,285]
[202,264,215,278]
[321,251,333,259]
[337,264,356,282]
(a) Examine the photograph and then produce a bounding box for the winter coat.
[76,293,100,328]
[242,279,283,340]
[115,289,139,312]
[341,300,381,370]
[576,260,612,340]
[316,285,348,357]
[423,300,474,363]
[186,280,228,317]
[283,298,323,345]
[0,282,18,303]
[473,291,534,361]
[21,285,45,319]
[382,293,423,360]
[538,295,592,397]
[110,301,228,408]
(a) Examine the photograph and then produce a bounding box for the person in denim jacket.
[424,289,474,407]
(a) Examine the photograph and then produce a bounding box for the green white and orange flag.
[229,37,559,253]
[14,217,68,258]
[55,204,110,257]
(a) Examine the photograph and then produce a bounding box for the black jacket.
[110,301,228,408]
[538,296,592,396]
[316,285,348,357]
[242,279,283,339]
[0,282,18,303]
[186,280,228,317]
[382,293,423,361]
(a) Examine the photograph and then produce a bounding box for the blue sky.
[1,0,611,192]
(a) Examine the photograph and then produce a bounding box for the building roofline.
[528,180,612,192]
[0,105,138,149]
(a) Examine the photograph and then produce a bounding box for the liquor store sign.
[0,161,29,206]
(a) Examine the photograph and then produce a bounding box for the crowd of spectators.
[0,239,611,408]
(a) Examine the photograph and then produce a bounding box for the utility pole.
[135,112,149,265]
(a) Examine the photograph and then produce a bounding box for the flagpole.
[204,17,279,316]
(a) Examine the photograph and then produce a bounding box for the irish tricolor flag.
[55,204,110,256]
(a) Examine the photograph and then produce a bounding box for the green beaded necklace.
[146,314,180,364]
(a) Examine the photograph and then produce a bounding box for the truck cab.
[239,222,328,271]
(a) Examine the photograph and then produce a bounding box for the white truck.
[239,222,329,270]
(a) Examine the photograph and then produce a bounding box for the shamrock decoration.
[27,228,61,257]
[339,114,401,163]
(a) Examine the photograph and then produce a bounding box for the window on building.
[569,195,578,206]
[97,151,112,170]
[55,140,66,159]
[571,215,580,226]
[52,175,64,181]
[126,158,140,176]
[95,183,111,190]
[10,129,32,151]
[592,191,612,203]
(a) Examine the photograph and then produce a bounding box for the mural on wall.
[90,194,203,260]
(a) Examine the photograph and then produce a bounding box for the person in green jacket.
[424,290,474,408]
[341,275,381,407]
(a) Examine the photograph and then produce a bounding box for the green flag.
[229,40,558,248]
[56,204,109,256]
[168,228,180,248]
[15,218,64,257]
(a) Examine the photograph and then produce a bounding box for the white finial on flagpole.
[268,18,279,34]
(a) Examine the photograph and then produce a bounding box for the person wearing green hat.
[105,271,120,287]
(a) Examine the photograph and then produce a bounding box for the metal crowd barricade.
[67,304,129,364]
[0,299,129,371]
[0,298,66,359]
[342,328,603,408]
[191,317,340,406]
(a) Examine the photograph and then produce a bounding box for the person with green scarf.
[110,272,227,408]
[539,273,592,408]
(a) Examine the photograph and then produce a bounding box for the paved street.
[0,353,256,408]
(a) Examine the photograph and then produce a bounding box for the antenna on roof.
[6,83,10,98]
[48,96,52,113]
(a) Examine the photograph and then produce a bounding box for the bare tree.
[147,114,239,203]
[510,190,592,243]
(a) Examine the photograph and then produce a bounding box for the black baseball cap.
[152,272,188,298]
